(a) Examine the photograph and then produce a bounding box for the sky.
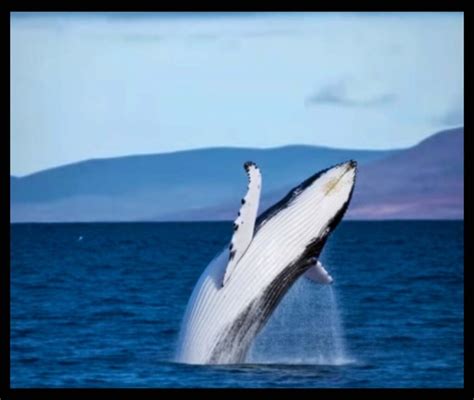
[11,12,463,176]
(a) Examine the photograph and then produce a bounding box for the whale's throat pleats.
[209,227,334,363]
[222,162,262,287]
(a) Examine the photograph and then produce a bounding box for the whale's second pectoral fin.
[304,260,333,284]
[222,161,262,287]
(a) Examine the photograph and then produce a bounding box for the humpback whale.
[176,160,357,364]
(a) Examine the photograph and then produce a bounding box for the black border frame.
[2,7,470,400]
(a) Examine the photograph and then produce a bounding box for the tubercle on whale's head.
[333,159,357,175]
[318,159,357,216]
[320,160,357,194]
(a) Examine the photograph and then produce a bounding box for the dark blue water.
[10,221,464,388]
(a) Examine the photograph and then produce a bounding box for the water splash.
[247,277,354,365]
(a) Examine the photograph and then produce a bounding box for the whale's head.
[255,160,357,241]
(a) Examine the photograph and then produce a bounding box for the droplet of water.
[248,277,353,365]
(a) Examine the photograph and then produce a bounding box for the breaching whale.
[175,160,357,364]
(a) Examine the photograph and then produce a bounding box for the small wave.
[91,309,136,318]
[247,356,357,367]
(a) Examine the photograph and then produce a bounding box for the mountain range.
[10,127,463,222]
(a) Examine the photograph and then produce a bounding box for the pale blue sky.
[11,12,463,176]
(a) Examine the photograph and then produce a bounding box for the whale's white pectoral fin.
[305,260,333,284]
[222,162,262,287]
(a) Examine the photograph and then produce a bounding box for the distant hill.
[10,128,463,222]
[348,127,463,219]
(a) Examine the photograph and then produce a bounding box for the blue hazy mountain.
[163,128,463,221]
[349,127,463,219]
[10,127,463,222]
[11,146,393,222]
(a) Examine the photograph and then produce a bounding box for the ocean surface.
[10,221,464,388]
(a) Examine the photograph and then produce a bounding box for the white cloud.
[306,79,396,107]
